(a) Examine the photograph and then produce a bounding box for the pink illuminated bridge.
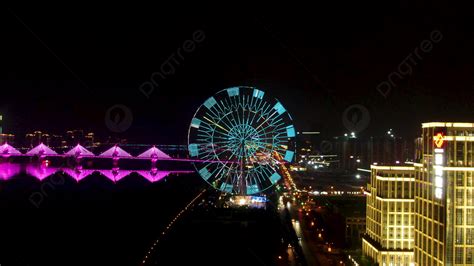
[0,143,236,163]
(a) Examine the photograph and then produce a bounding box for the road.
[286,200,346,266]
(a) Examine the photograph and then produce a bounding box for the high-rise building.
[65,129,85,146]
[333,136,365,170]
[0,133,14,145]
[331,133,414,171]
[0,114,14,144]
[85,132,95,147]
[414,122,474,265]
[25,131,51,147]
[362,165,416,265]
[368,136,413,166]
[414,137,423,162]
[50,134,64,148]
[362,122,474,266]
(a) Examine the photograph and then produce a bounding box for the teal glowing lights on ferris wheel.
[188,86,296,195]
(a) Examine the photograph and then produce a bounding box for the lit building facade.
[362,165,416,265]
[25,131,50,147]
[414,122,474,265]
[0,133,14,145]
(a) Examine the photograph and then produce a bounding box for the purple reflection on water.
[98,168,132,182]
[25,165,59,181]
[136,169,195,182]
[0,163,194,183]
[62,168,95,182]
[0,163,22,180]
[136,169,171,182]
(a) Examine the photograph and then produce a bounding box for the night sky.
[2,5,474,143]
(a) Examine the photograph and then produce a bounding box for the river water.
[0,163,203,266]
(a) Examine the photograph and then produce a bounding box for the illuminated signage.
[433,133,445,148]
[433,132,445,199]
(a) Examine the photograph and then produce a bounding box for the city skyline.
[3,6,474,143]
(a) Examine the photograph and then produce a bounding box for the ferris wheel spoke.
[196,130,213,138]
[259,115,283,131]
[210,135,232,142]
[224,102,241,129]
[213,146,233,161]
[203,116,230,133]
[250,109,261,128]
[259,101,274,119]
[254,111,278,132]
[215,116,235,134]
[213,103,239,131]
[214,162,235,182]
[221,111,240,131]
[208,140,231,146]
[255,120,285,137]
[254,144,285,158]
[199,150,218,161]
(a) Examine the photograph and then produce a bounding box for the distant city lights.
[387,128,395,138]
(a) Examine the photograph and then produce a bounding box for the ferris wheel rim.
[187,86,296,195]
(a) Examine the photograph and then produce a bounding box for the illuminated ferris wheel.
[188,86,296,195]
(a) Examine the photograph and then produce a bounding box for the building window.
[456,189,464,205]
[468,189,474,205]
[467,209,474,225]
[456,209,463,225]
[456,228,464,244]
[467,228,473,245]
[467,248,474,264]
[456,247,464,264]
[456,172,464,186]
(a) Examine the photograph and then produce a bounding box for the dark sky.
[1,4,474,143]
